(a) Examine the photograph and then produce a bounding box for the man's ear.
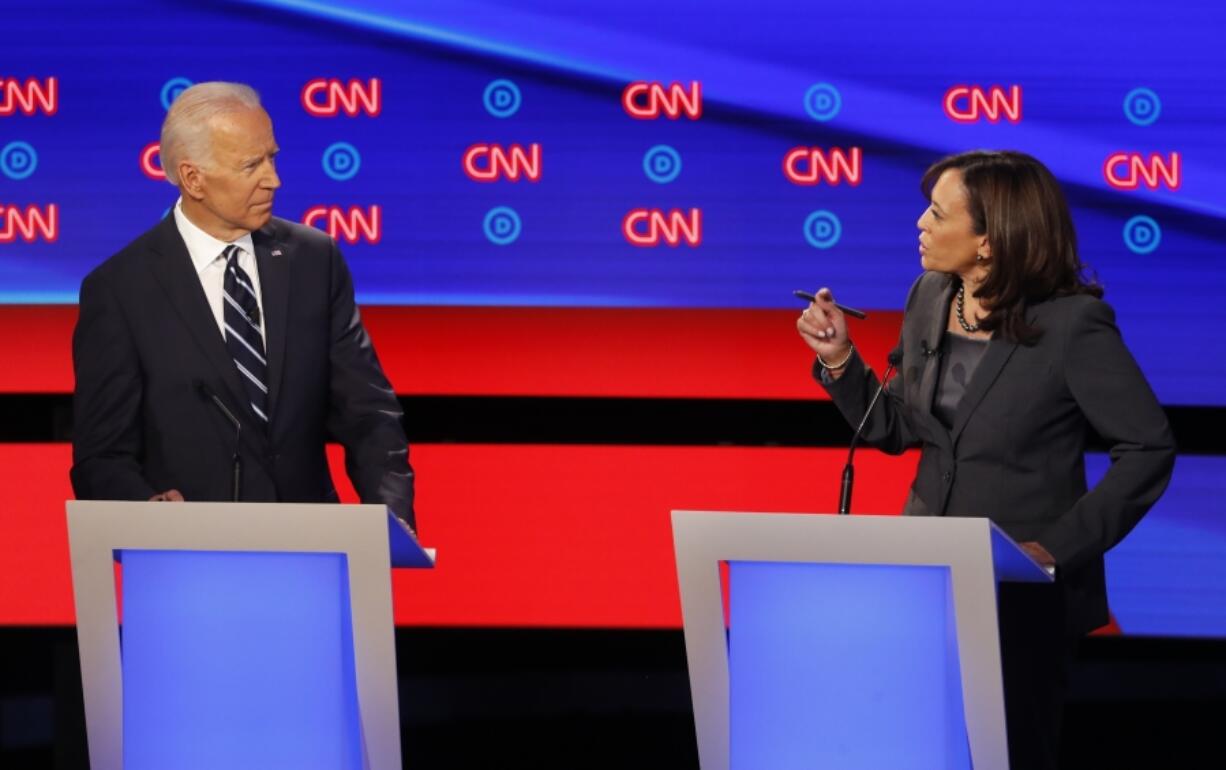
[179,161,205,201]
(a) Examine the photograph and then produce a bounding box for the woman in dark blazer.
[796,150,1175,769]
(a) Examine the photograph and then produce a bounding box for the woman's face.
[916,168,987,276]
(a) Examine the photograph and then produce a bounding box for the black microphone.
[838,350,903,515]
[195,380,242,502]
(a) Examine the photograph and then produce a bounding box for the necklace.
[955,283,981,333]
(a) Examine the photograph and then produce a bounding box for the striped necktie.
[221,245,269,425]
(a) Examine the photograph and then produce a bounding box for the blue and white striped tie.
[221,245,269,425]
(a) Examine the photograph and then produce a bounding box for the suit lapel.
[916,277,956,415]
[253,224,289,432]
[145,217,253,418]
[949,335,1018,444]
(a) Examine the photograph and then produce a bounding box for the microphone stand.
[838,352,901,514]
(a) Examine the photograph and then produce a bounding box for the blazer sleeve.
[70,269,157,501]
[324,240,417,528]
[1038,298,1175,572]
[812,276,924,455]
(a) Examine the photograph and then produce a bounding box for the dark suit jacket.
[818,271,1174,634]
[71,215,415,526]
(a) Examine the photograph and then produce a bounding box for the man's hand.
[149,489,184,502]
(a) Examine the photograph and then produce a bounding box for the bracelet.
[817,343,854,371]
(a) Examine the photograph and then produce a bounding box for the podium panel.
[729,561,969,770]
[121,550,362,769]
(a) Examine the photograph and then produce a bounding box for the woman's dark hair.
[921,150,1101,345]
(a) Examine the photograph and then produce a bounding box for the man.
[71,82,414,526]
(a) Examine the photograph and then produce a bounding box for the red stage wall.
[0,444,918,627]
[0,305,902,398]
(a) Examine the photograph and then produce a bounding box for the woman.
[796,150,1175,769]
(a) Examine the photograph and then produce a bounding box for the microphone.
[838,350,903,515]
[195,380,242,502]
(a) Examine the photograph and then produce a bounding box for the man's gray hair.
[160,82,262,186]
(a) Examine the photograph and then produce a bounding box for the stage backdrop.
[3,0,1224,403]
[2,0,1223,636]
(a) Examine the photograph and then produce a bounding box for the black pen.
[793,290,868,320]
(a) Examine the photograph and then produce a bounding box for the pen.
[792,290,868,320]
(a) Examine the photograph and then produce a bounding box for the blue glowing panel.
[728,561,970,770]
[1094,455,1226,638]
[120,550,362,770]
[3,0,1225,403]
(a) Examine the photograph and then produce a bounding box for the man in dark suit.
[71,81,414,526]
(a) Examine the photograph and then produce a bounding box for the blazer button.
[942,472,952,483]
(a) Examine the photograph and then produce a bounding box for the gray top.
[933,331,990,429]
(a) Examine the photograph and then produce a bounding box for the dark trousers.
[997,582,1078,770]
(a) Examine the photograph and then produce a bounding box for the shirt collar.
[173,198,257,275]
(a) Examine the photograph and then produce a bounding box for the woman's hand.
[797,287,853,374]
[1020,541,1056,569]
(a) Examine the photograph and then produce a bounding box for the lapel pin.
[271,249,282,257]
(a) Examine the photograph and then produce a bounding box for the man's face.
[189,107,281,235]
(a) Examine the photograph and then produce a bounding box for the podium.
[671,511,1052,770]
[66,501,435,770]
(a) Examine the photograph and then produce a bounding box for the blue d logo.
[1122,215,1161,254]
[804,210,842,249]
[483,80,522,118]
[643,145,682,184]
[322,142,362,181]
[0,141,38,180]
[161,77,194,111]
[1123,88,1161,126]
[483,206,522,245]
[804,83,842,122]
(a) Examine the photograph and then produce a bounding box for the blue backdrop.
[2,0,1224,404]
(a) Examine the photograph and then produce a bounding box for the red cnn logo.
[622,208,702,247]
[301,78,382,117]
[0,204,58,243]
[303,205,382,244]
[622,81,702,120]
[1103,152,1181,191]
[140,142,165,181]
[0,77,58,116]
[783,147,862,186]
[943,85,1022,123]
[462,143,542,182]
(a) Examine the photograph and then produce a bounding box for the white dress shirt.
[172,199,266,345]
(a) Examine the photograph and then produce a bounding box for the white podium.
[672,511,1052,770]
[66,501,434,770]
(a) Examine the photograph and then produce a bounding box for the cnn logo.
[301,79,382,117]
[1103,152,1180,191]
[783,147,862,186]
[622,81,702,120]
[140,142,165,181]
[303,206,381,244]
[943,85,1022,124]
[623,208,702,247]
[0,78,58,116]
[462,143,542,182]
[0,204,58,243]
